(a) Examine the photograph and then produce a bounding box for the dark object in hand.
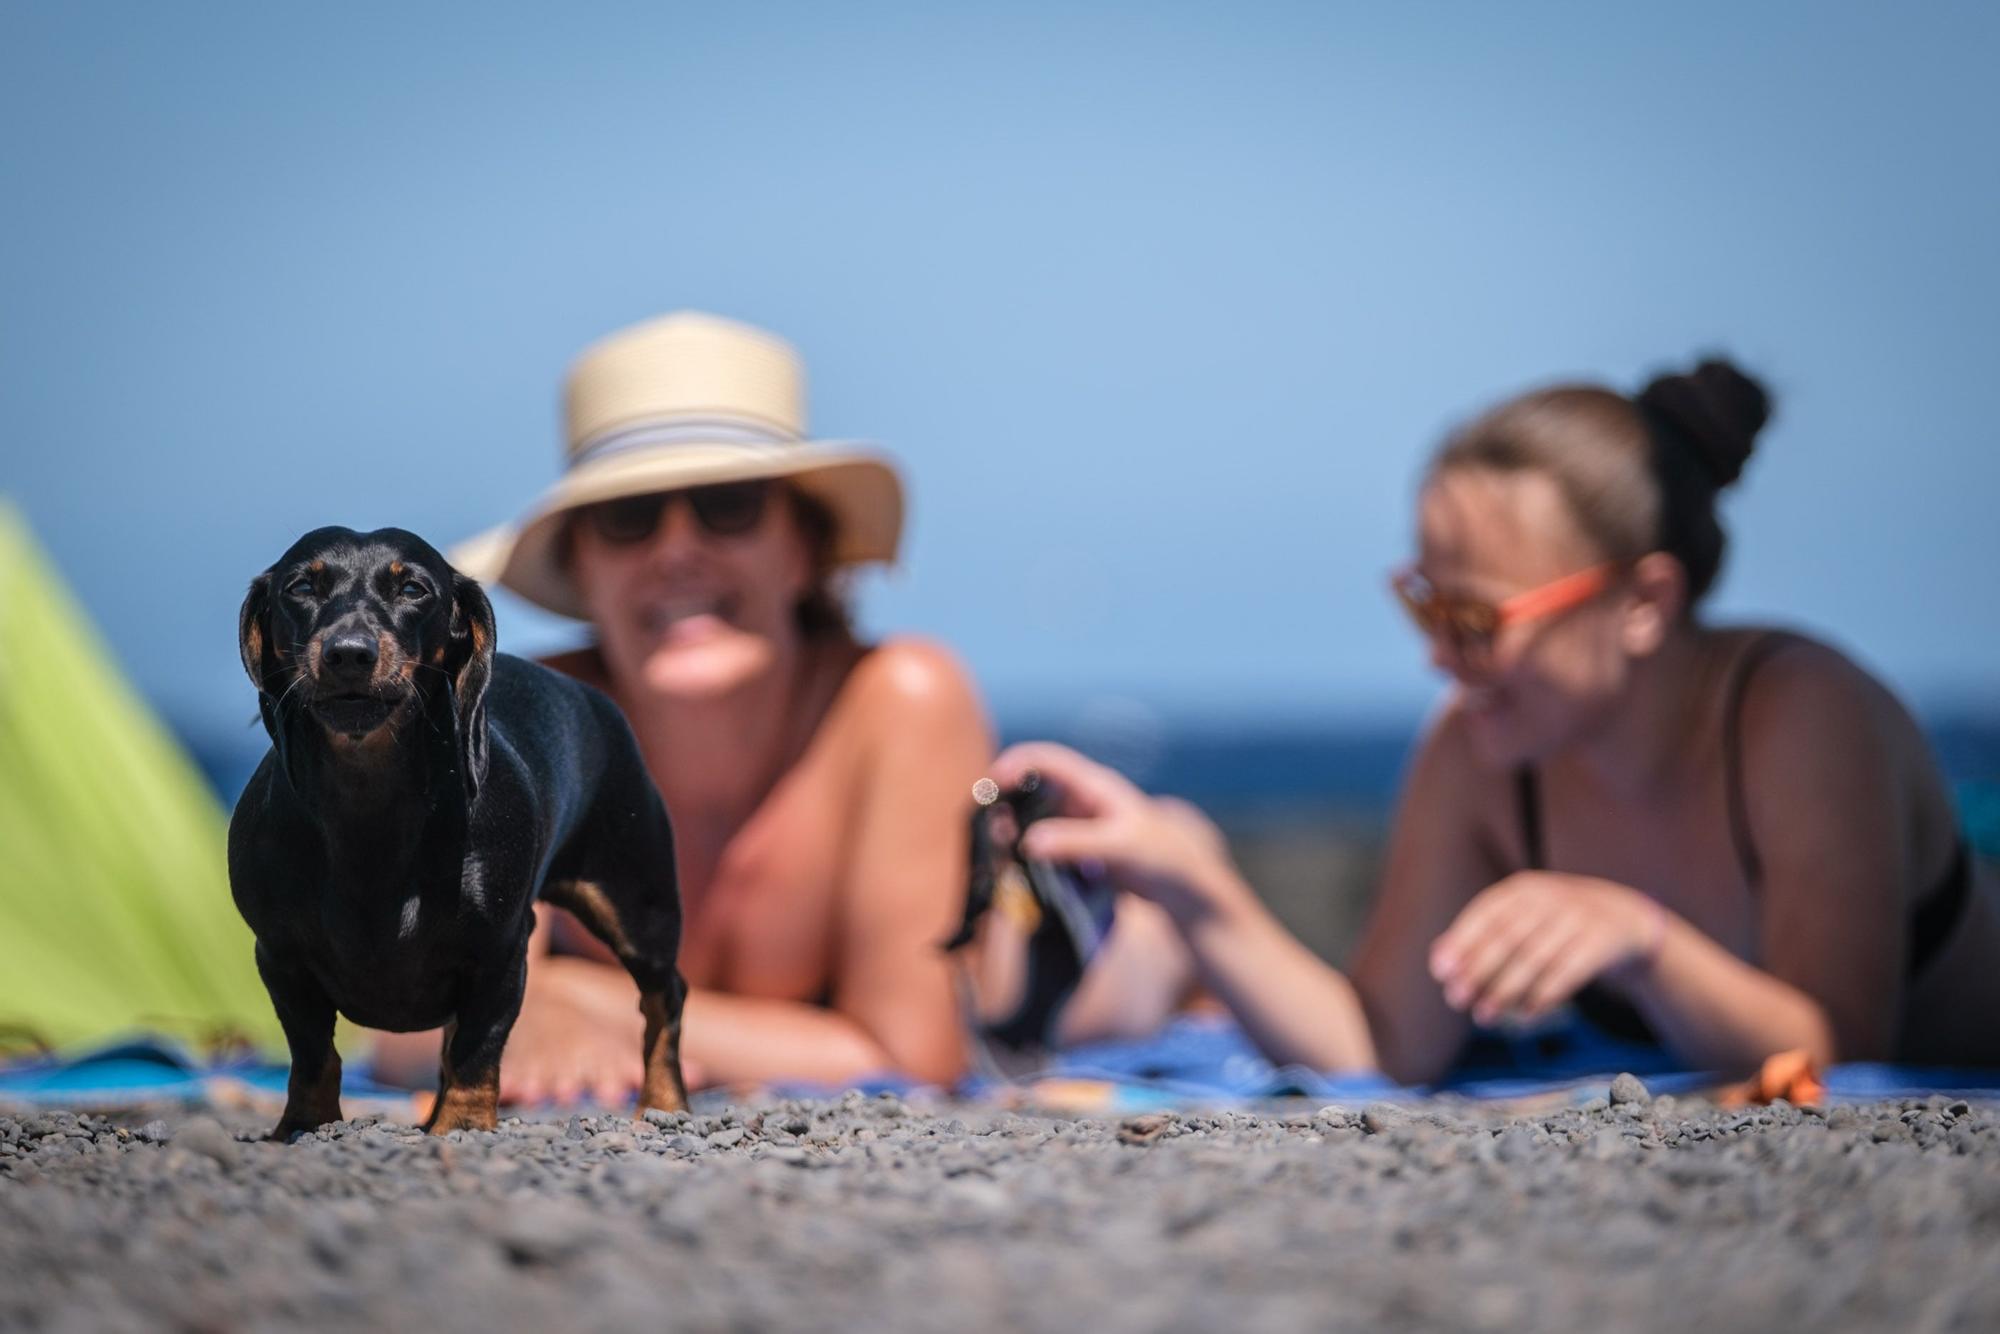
[946,768,1116,1050]
[229,526,689,1138]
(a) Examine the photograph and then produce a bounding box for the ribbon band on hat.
[572,415,805,467]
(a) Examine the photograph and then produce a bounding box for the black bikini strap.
[1514,766,1544,871]
[1722,632,1798,892]
[1909,842,1973,977]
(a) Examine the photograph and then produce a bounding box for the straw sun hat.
[450,311,904,620]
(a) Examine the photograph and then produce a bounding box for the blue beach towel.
[0,1035,404,1110]
[986,1014,2000,1110]
[9,1020,1999,1117]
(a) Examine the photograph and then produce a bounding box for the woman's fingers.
[592,1064,639,1109]
[1155,796,1228,857]
[988,742,1132,817]
[1018,814,1128,867]
[1469,919,1580,1025]
[1434,892,1546,1008]
[500,1066,542,1106]
[1519,941,1614,1020]
[1429,884,1517,981]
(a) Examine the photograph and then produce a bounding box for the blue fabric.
[0,1034,402,1107]
[1010,1014,1998,1106]
[9,1023,2000,1113]
[1820,1064,2000,1099]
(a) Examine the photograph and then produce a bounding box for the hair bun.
[1635,358,1771,488]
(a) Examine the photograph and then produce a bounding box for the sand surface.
[3,1087,1998,1332]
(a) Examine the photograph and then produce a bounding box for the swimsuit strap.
[1721,631,1802,892]
[1908,840,1973,977]
[1514,766,1544,871]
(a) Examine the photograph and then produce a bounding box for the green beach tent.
[0,500,283,1057]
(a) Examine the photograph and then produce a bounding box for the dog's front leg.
[424,952,527,1135]
[256,945,344,1141]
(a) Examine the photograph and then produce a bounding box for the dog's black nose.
[321,633,379,681]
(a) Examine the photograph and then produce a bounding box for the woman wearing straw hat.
[372,312,990,1099]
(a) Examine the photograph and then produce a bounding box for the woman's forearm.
[1165,867,1380,1074]
[539,956,905,1087]
[1618,912,1837,1071]
[679,987,900,1087]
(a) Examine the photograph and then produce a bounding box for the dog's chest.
[308,871,476,1027]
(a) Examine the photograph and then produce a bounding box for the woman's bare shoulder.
[838,636,989,724]
[1399,695,1519,861]
[1728,628,1941,811]
[1733,630,1913,748]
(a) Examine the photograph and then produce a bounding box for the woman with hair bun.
[991,358,2000,1081]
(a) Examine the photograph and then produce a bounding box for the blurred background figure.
[3,5,1995,1069]
[369,312,989,1100]
[989,359,2000,1078]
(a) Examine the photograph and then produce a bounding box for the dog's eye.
[399,579,428,600]
[285,576,316,599]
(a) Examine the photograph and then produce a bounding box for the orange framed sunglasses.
[1390,562,1618,656]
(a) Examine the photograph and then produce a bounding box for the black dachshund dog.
[230,526,688,1138]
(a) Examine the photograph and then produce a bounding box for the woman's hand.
[1427,871,1665,1027]
[987,742,1242,922]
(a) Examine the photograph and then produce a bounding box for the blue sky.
[5,2,1996,750]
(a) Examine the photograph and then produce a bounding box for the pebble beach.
[4,1084,1998,1332]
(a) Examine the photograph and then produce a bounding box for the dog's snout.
[321,633,380,682]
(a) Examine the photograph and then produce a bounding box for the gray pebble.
[172,1117,238,1164]
[2,1093,1995,1332]
[1608,1073,1651,1107]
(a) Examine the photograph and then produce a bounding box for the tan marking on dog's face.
[373,628,401,686]
[324,720,403,757]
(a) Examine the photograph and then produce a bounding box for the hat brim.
[449,441,904,621]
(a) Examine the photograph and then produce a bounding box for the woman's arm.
[989,740,1407,1076]
[826,639,994,1087]
[1341,706,1508,1082]
[1613,907,1839,1067]
[500,956,905,1091]
[1152,701,1505,1082]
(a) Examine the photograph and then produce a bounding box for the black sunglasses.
[579,480,774,546]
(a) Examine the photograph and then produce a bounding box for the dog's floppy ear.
[239,569,305,790]
[447,571,496,804]
[238,571,275,695]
